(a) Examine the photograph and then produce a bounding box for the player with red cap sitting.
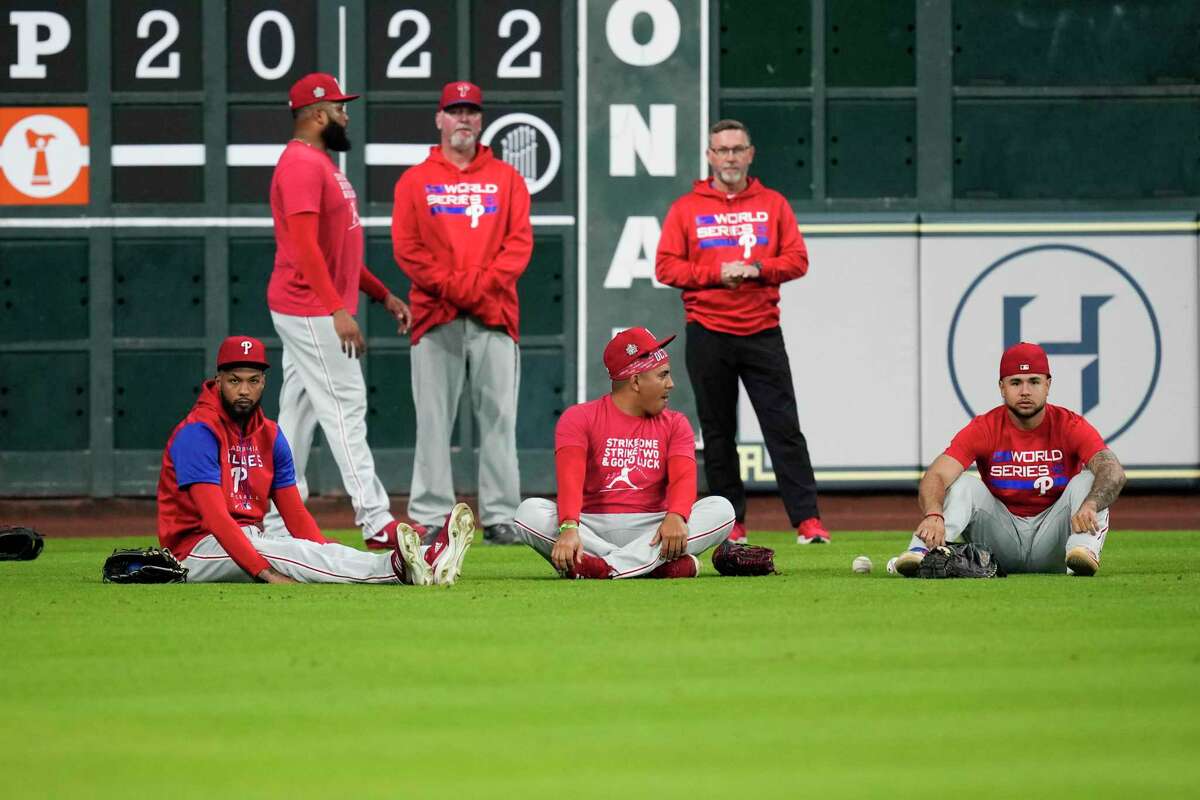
[892,342,1126,577]
[513,328,736,579]
[156,336,473,585]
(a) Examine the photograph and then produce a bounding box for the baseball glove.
[0,525,44,561]
[914,543,1006,579]
[712,540,776,576]
[102,547,188,584]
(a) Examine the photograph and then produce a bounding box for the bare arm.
[1072,449,1126,533]
[914,454,965,548]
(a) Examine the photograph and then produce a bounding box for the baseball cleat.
[391,524,432,586]
[647,554,700,579]
[892,548,927,577]
[564,552,614,580]
[1065,546,1100,577]
[483,522,522,545]
[364,519,402,551]
[728,521,747,543]
[426,502,475,586]
[796,517,830,544]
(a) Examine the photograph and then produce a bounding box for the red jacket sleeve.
[655,199,723,289]
[555,446,587,524]
[757,199,808,285]
[284,212,345,314]
[358,265,389,304]
[664,455,697,521]
[391,175,454,298]
[271,484,333,544]
[475,174,533,303]
[188,483,271,577]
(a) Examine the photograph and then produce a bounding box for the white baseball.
[852,555,872,574]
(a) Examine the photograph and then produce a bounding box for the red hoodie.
[391,145,533,344]
[655,177,808,336]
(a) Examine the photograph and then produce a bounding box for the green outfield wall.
[1,1,1197,497]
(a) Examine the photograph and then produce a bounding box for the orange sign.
[0,107,89,205]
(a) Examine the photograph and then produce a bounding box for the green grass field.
[2,529,1198,799]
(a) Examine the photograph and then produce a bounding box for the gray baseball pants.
[908,471,1109,574]
[181,526,401,584]
[514,496,736,578]
[409,316,521,529]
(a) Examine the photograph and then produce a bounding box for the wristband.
[558,521,579,532]
[923,512,944,521]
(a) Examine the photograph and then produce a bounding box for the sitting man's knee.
[514,497,557,541]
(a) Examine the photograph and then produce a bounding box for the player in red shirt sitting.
[157,336,473,585]
[513,328,736,579]
[893,342,1126,577]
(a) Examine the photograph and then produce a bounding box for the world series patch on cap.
[217,335,269,371]
[604,327,676,380]
[288,73,360,110]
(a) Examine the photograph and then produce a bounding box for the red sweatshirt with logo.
[391,145,533,344]
[655,178,808,336]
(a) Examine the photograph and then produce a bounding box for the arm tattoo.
[1084,449,1126,511]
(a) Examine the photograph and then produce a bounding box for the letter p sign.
[241,340,252,355]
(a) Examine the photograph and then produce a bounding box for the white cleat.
[892,549,925,577]
[1065,546,1100,577]
[395,524,432,586]
[431,503,476,586]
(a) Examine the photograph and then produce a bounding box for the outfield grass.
[2,529,1198,799]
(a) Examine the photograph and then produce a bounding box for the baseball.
[852,555,872,574]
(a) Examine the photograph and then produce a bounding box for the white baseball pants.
[181,527,401,584]
[264,311,393,539]
[408,317,521,529]
[514,496,736,578]
[907,471,1109,574]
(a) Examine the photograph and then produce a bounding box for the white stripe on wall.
[0,215,575,229]
[225,144,286,167]
[111,144,206,167]
[363,144,433,165]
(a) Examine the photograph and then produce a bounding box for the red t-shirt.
[555,395,696,515]
[268,141,364,316]
[944,404,1107,517]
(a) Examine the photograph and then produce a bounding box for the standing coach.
[655,119,828,545]
[391,81,533,545]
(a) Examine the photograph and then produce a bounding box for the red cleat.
[364,519,400,550]
[796,517,830,544]
[564,552,614,580]
[728,521,747,543]
[647,554,700,579]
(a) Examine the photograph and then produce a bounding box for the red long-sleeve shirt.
[390,145,533,343]
[655,177,808,336]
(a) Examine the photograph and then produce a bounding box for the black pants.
[685,322,819,525]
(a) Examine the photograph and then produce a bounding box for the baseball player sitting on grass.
[892,342,1126,577]
[514,328,735,579]
[156,336,473,585]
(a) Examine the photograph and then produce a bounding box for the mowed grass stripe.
[1,531,1197,799]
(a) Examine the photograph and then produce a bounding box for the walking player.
[514,328,735,579]
[157,336,473,585]
[391,81,532,545]
[892,342,1126,577]
[263,73,413,550]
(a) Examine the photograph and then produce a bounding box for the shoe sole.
[893,551,923,577]
[1065,546,1099,577]
[395,524,432,586]
[796,536,830,545]
[434,503,475,586]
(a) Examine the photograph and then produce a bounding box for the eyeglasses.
[709,145,751,157]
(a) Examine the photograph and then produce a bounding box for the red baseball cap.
[288,73,360,110]
[217,335,270,371]
[439,81,483,110]
[999,342,1050,379]
[604,327,676,380]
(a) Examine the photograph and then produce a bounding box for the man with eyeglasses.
[656,119,828,545]
[391,81,533,546]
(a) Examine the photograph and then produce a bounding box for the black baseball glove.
[712,540,777,576]
[0,525,44,561]
[102,547,189,584]
[914,543,1006,579]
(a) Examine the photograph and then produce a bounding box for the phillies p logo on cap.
[216,335,270,370]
